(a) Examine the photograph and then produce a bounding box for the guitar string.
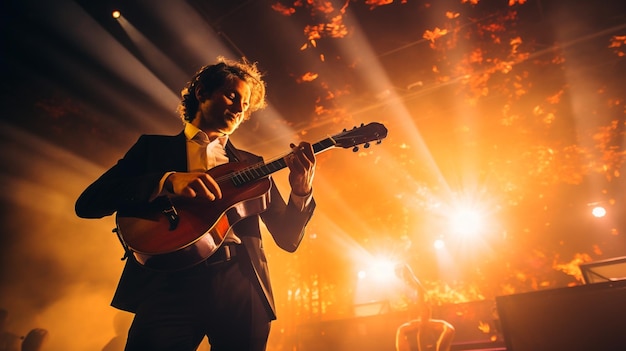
[212,152,294,185]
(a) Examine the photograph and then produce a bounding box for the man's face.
[195,77,251,137]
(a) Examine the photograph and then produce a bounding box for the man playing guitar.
[76,57,316,351]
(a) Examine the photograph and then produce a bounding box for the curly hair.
[177,57,267,122]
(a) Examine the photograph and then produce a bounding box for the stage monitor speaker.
[580,256,626,284]
[496,280,626,351]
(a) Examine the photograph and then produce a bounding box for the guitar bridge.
[162,205,179,230]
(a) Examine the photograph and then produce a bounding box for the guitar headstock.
[332,122,388,151]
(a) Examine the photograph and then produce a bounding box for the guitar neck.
[231,137,336,187]
[229,122,388,187]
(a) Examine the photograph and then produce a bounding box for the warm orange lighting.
[5,1,625,349]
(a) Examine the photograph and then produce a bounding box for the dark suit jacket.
[75,131,315,319]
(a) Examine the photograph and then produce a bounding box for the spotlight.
[591,206,607,218]
[449,208,484,237]
[433,238,445,249]
[356,257,398,283]
[112,10,121,19]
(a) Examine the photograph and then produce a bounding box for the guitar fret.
[315,138,337,153]
[248,169,259,179]
[270,160,284,171]
[231,159,285,187]
[232,172,245,186]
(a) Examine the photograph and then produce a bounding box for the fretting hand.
[286,142,316,196]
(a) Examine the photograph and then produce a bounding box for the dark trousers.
[124,247,271,351]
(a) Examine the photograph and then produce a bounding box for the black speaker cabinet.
[580,256,626,284]
[496,280,626,351]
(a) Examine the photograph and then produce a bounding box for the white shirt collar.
[184,123,228,147]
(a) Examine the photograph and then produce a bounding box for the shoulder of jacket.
[136,132,184,143]
[227,141,262,162]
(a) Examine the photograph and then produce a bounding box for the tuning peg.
[364,142,370,148]
[343,128,347,132]
[376,140,382,145]
[352,146,359,152]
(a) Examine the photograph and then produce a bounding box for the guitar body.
[115,161,271,271]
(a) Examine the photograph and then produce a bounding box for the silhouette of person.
[0,309,20,351]
[394,264,455,351]
[20,329,48,351]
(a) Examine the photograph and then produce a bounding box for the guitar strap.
[224,140,242,163]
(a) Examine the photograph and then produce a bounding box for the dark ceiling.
[3,0,625,160]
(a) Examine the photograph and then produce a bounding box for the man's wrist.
[290,188,313,211]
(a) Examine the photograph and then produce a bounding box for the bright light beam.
[315,6,449,191]
[114,14,188,91]
[449,207,486,238]
[23,0,180,132]
[430,187,504,259]
[137,1,235,69]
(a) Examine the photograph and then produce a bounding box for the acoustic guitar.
[115,122,388,270]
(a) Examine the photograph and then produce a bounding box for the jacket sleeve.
[75,135,174,219]
[260,177,316,252]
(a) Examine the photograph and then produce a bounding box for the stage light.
[354,256,405,312]
[434,238,445,249]
[591,206,607,218]
[371,259,397,281]
[112,10,121,19]
[356,256,400,283]
[449,208,484,237]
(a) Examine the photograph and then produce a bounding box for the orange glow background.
[1,0,625,350]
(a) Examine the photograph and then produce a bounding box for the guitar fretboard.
[231,137,336,187]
